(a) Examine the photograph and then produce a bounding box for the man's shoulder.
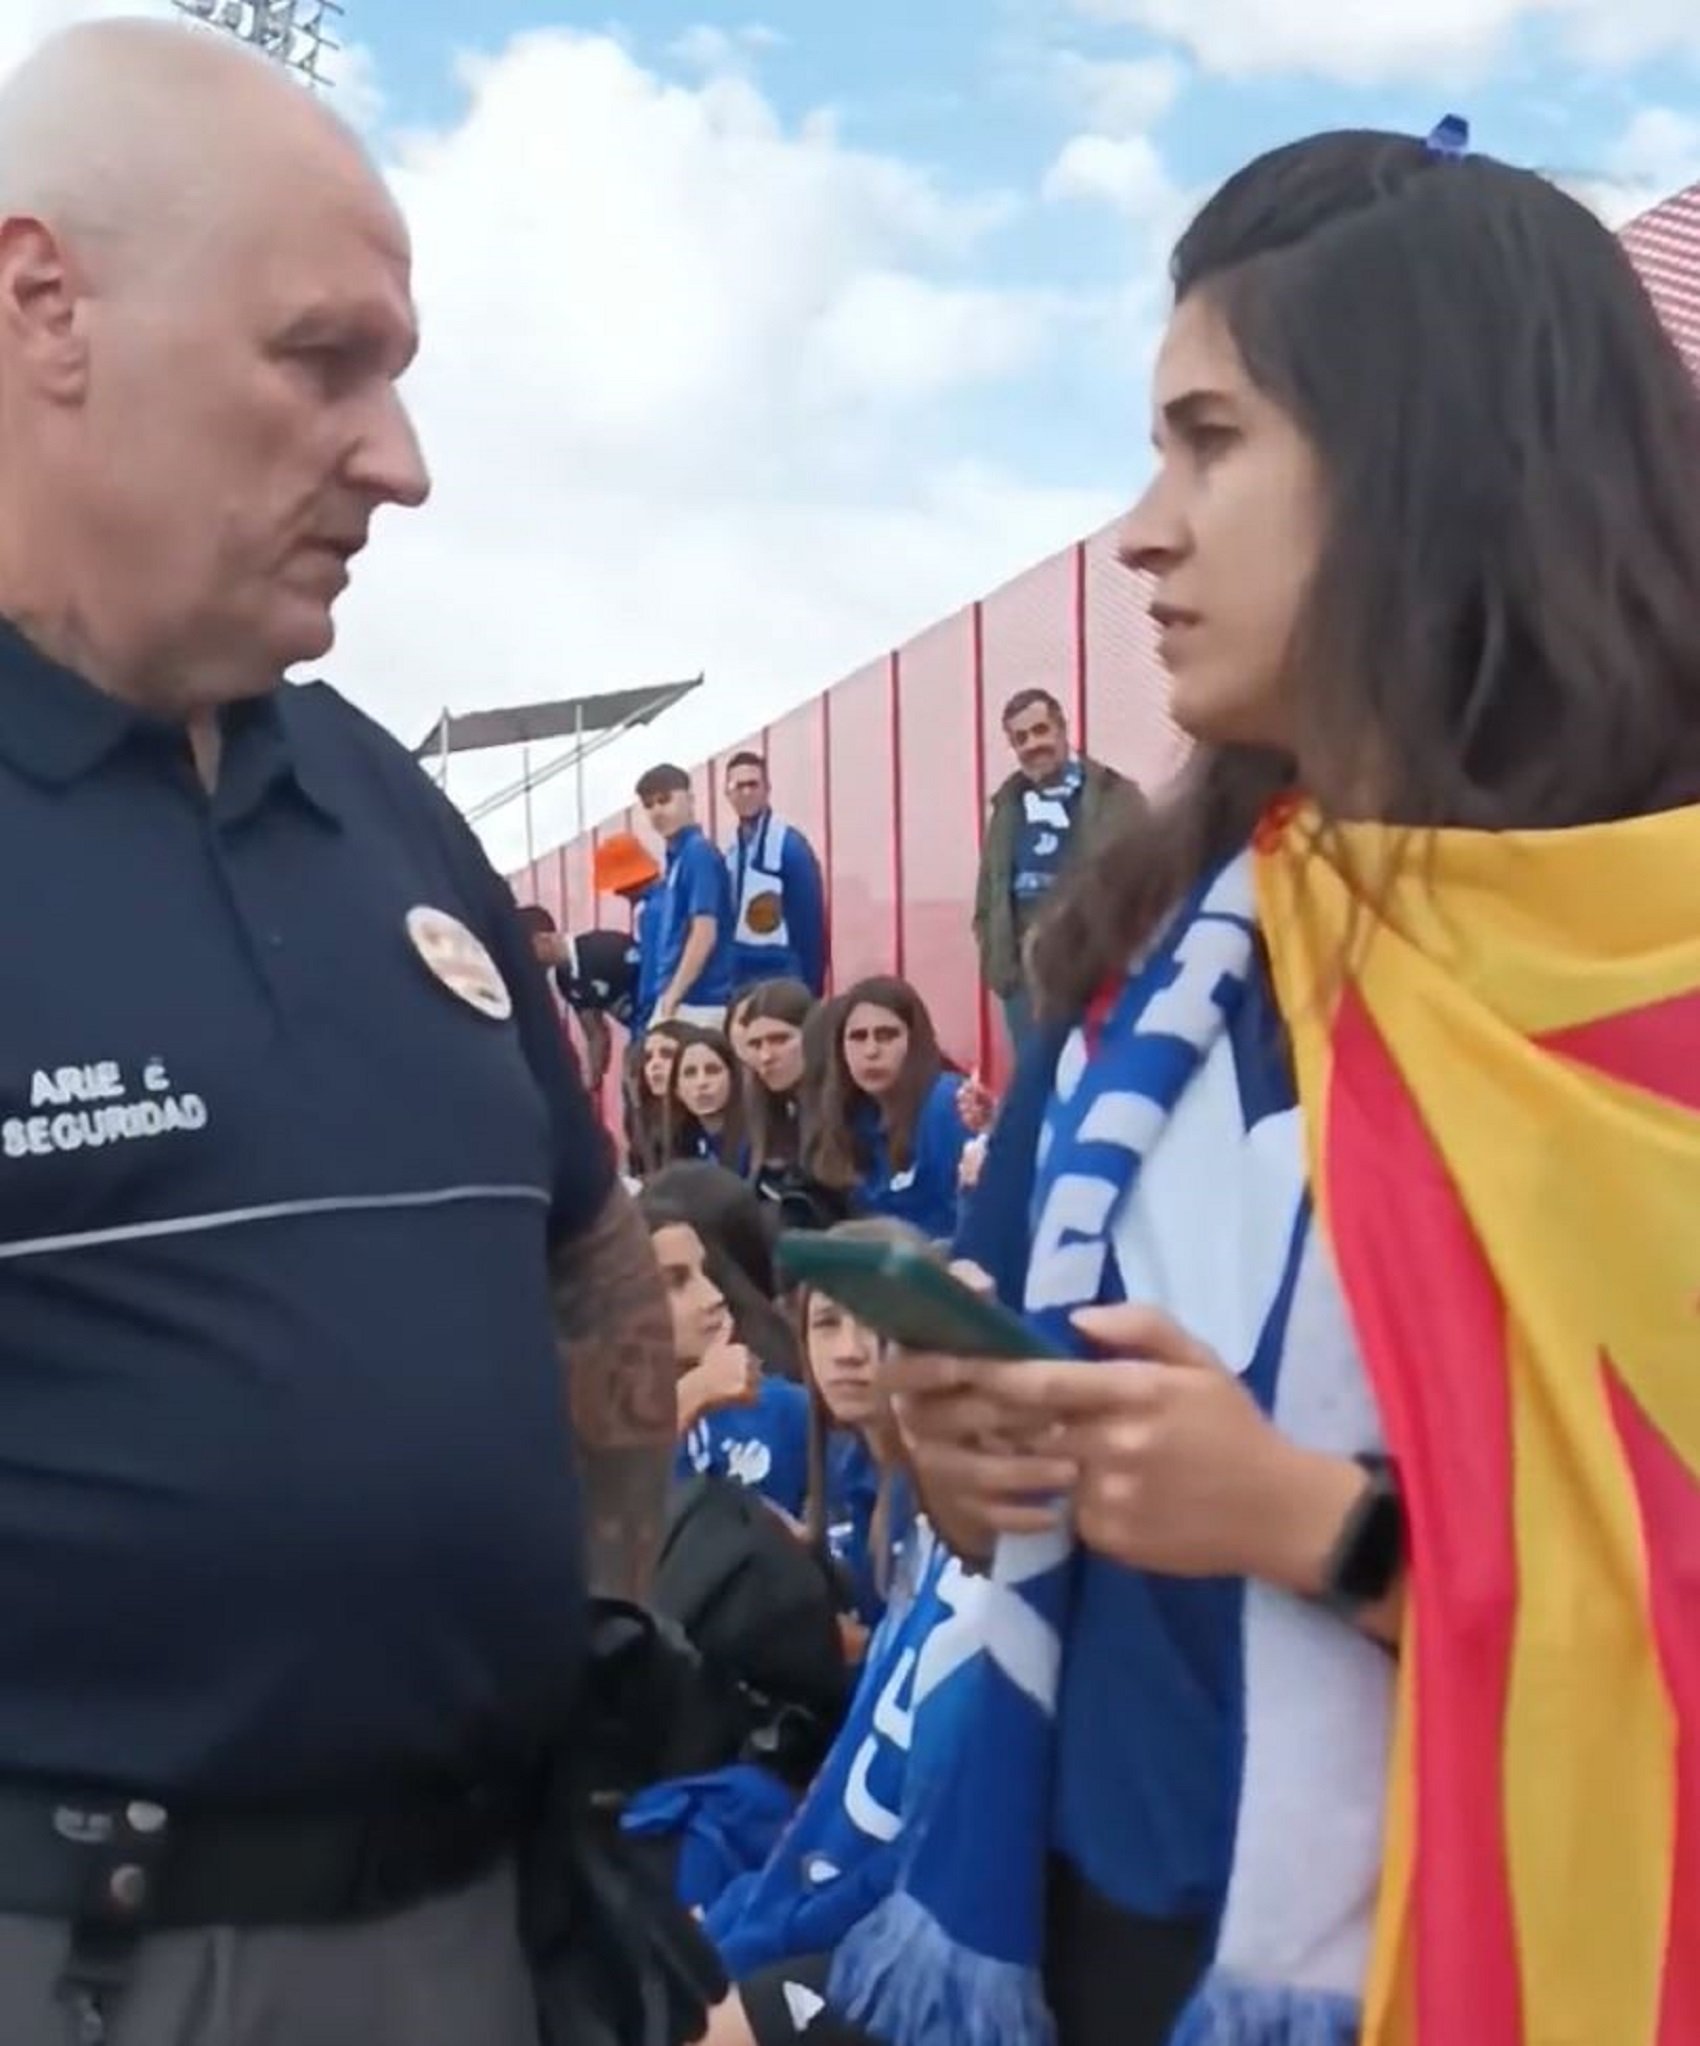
[1080,753,1138,798]
[280,678,502,894]
[281,678,452,818]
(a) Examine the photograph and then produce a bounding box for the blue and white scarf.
[704,1525,984,1981]
[830,853,1390,2046]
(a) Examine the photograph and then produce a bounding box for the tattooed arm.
[550,1181,676,1600]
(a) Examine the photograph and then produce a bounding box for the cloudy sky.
[6,0,1700,867]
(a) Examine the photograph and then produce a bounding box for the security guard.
[0,21,674,2046]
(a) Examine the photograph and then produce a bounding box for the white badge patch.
[406,907,512,1022]
[783,1982,826,2031]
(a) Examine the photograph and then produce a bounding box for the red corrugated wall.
[509,183,1700,1084]
[509,514,1179,1083]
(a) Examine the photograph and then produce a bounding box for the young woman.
[727,983,766,1073]
[841,126,1700,2046]
[806,978,967,1242]
[624,1019,689,1178]
[641,1183,809,1516]
[698,1224,986,2046]
[646,1159,804,1383]
[799,1271,909,1634]
[738,979,851,1231]
[666,1026,748,1168]
[739,980,812,1174]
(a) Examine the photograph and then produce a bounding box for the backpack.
[652,1476,852,1785]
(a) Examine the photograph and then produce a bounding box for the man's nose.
[351,390,432,510]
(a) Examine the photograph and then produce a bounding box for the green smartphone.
[774,1232,1065,1360]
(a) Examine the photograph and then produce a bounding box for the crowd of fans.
[12,13,1697,2044]
[500,707,1138,2044]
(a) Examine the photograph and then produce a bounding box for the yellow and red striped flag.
[1256,800,1700,2046]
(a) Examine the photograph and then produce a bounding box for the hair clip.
[1425,114,1469,160]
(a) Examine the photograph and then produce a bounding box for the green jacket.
[972,756,1145,997]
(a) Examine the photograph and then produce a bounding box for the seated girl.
[691,1226,989,2046]
[805,978,969,1243]
[641,1182,809,1517]
[666,1025,748,1169]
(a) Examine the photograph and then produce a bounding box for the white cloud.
[667,21,786,79]
[1554,106,1700,226]
[1043,130,1174,216]
[1064,0,1700,84]
[326,28,1122,868]
[1050,49,1184,133]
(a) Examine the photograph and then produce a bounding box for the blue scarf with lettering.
[830,857,1258,2046]
[704,1526,981,1981]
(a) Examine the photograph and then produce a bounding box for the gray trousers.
[0,1862,539,2046]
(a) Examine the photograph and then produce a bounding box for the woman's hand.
[676,1342,762,1433]
[956,1073,997,1136]
[994,1303,1368,1591]
[881,1264,1079,1565]
[884,1292,1368,1593]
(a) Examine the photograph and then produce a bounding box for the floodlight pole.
[171,0,343,90]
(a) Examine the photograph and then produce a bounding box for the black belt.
[0,1774,524,1930]
[0,1776,530,2043]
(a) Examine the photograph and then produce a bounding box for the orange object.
[593,832,660,899]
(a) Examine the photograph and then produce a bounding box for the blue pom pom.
[1425,114,1469,159]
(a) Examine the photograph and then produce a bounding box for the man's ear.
[0,214,91,403]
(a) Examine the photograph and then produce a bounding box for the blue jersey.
[704,1526,984,1979]
[855,1073,968,1242]
[824,1433,885,1626]
[725,811,827,996]
[622,1761,801,1915]
[631,885,665,1032]
[656,826,735,1009]
[675,1373,809,1515]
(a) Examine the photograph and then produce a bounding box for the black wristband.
[1320,1454,1404,1616]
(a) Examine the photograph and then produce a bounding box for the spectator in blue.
[641,1185,809,1516]
[798,1229,916,1634]
[665,1027,748,1169]
[638,762,737,1029]
[805,977,968,1243]
[723,752,827,997]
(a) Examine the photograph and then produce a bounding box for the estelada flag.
[1256,800,1700,2046]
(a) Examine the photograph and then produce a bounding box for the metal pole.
[573,700,587,839]
[522,743,535,864]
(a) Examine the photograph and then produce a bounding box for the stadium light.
[172,0,343,91]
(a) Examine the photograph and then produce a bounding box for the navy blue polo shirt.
[0,618,613,1803]
[656,825,735,1008]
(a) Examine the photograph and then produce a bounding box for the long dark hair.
[795,1216,935,1595]
[663,1025,748,1167]
[740,978,816,1173]
[641,1161,803,1380]
[623,1020,690,1177]
[805,976,943,1192]
[1035,131,1700,1015]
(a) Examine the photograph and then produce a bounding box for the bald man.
[0,20,676,2046]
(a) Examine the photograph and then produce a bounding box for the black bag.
[654,1476,852,1771]
[522,1601,730,2046]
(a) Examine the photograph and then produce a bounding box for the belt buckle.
[53,1799,173,2044]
